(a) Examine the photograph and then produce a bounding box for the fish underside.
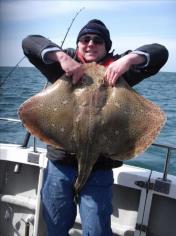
[18,63,166,194]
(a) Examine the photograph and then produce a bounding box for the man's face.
[77,34,107,62]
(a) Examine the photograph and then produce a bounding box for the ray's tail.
[73,149,98,201]
[73,87,100,200]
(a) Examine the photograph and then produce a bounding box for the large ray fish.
[18,63,166,193]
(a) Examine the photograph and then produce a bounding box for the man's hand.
[47,51,84,84]
[105,53,146,86]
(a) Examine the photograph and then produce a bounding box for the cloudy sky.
[0,0,175,72]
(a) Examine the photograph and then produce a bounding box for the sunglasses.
[79,35,104,45]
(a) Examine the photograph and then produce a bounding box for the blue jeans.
[41,160,114,236]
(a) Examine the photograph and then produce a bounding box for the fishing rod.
[0,117,21,123]
[60,7,85,48]
[44,7,85,88]
[0,56,26,87]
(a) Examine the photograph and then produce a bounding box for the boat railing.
[0,117,176,180]
[152,142,176,181]
[0,117,36,151]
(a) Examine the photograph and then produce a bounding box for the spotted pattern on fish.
[18,63,166,193]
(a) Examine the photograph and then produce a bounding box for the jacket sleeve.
[22,35,74,83]
[123,43,169,86]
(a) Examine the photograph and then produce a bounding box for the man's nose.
[87,40,94,46]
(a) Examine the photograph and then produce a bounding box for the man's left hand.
[105,53,145,86]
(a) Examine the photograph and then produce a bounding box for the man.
[22,19,168,236]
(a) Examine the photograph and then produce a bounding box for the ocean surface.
[0,67,175,176]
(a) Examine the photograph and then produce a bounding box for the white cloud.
[0,1,67,21]
[0,0,163,22]
[0,1,113,21]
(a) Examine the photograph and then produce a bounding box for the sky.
[0,0,175,72]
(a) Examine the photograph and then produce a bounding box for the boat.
[0,118,176,236]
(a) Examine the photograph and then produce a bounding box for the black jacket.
[22,35,169,168]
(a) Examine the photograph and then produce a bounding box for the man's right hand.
[47,51,84,84]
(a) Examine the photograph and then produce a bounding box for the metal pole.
[163,147,172,181]
[33,166,44,236]
[21,132,31,148]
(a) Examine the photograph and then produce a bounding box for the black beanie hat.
[76,19,112,52]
